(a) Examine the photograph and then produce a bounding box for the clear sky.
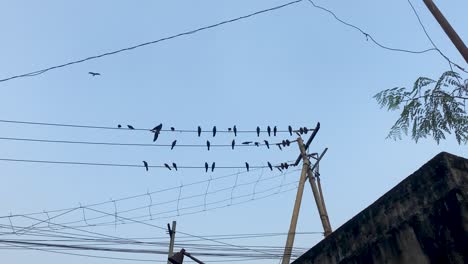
[0,0,466,263]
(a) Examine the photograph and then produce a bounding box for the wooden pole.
[167,221,176,264]
[281,138,310,264]
[422,0,468,63]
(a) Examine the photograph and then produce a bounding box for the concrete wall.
[292,152,468,264]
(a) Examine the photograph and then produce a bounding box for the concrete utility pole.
[281,138,311,264]
[167,221,177,264]
[423,0,468,63]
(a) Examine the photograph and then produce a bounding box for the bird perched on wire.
[88,72,101,76]
[267,162,273,171]
[205,162,209,173]
[273,126,277,136]
[256,126,260,137]
[231,140,235,150]
[211,162,215,172]
[117,124,122,128]
[164,163,172,170]
[212,126,217,137]
[206,140,211,151]
[233,125,237,137]
[150,124,163,142]
[198,126,202,137]
[288,126,293,136]
[267,126,271,136]
[285,139,291,146]
[242,141,252,145]
[245,162,250,172]
[172,163,178,171]
[254,142,260,147]
[264,140,270,149]
[142,161,149,171]
[127,125,135,129]
[171,140,177,150]
[170,127,175,131]
[303,127,309,134]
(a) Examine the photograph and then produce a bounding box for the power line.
[0,0,304,83]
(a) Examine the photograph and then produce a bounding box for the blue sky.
[0,0,466,263]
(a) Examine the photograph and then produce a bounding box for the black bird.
[231,140,235,150]
[285,139,291,146]
[288,126,293,136]
[206,140,211,151]
[254,142,260,147]
[242,141,253,145]
[303,127,309,134]
[171,140,177,150]
[211,162,215,172]
[172,163,178,171]
[118,124,122,128]
[256,126,260,137]
[88,72,101,76]
[273,126,277,136]
[205,162,209,173]
[233,125,237,137]
[267,162,273,171]
[280,163,285,170]
[228,127,232,132]
[299,127,304,134]
[212,126,217,137]
[245,162,250,172]
[267,126,271,136]
[284,163,289,169]
[198,126,202,137]
[151,124,163,142]
[282,140,287,147]
[164,163,172,170]
[142,161,148,171]
[277,144,282,150]
[264,140,270,149]
[170,127,175,131]
[127,125,135,129]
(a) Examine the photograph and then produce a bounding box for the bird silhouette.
[245,162,250,172]
[198,126,202,137]
[267,162,273,171]
[118,124,122,128]
[280,163,285,170]
[264,140,270,149]
[151,124,163,142]
[171,140,177,150]
[284,163,289,169]
[256,126,260,137]
[299,127,304,134]
[205,162,209,172]
[254,142,260,147]
[127,125,135,129]
[233,125,237,137]
[142,161,149,171]
[164,163,172,170]
[211,162,215,172]
[277,144,282,150]
[242,141,253,145]
[172,163,178,171]
[212,126,217,137]
[267,126,271,136]
[170,127,175,131]
[288,126,293,136]
[303,127,309,134]
[206,140,210,151]
[88,72,101,76]
[285,139,291,146]
[231,140,235,150]
[228,127,232,132]
[273,126,277,136]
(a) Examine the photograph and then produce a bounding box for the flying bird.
[142,161,149,171]
[127,125,135,129]
[151,124,163,142]
[198,126,202,137]
[231,140,235,150]
[267,126,271,136]
[273,126,277,136]
[242,141,252,145]
[267,162,273,171]
[88,72,101,76]
[264,140,270,149]
[254,142,260,147]
[211,162,215,172]
[171,140,177,150]
[245,162,250,172]
[256,126,260,137]
[233,125,237,137]
[172,163,178,171]
[288,126,293,136]
[212,126,217,137]
[117,124,122,128]
[164,163,172,170]
[206,140,211,151]
[205,162,209,172]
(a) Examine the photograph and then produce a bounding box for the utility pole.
[422,0,468,63]
[281,138,311,264]
[167,221,177,264]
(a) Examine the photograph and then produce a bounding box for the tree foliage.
[374,71,467,144]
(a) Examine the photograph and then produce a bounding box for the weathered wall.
[292,152,468,264]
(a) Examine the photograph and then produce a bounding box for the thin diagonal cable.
[0,0,303,83]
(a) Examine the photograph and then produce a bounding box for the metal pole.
[281,138,310,264]
[167,221,176,264]
[423,0,468,63]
